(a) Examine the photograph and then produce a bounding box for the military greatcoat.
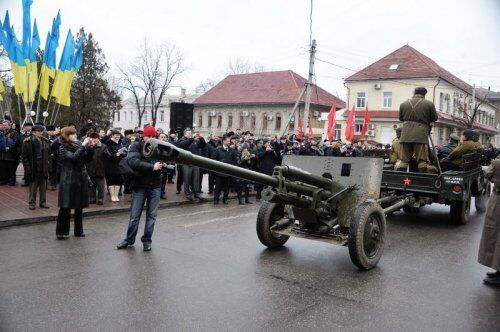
[478,158,500,270]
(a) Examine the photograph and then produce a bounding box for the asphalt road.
[1,199,499,331]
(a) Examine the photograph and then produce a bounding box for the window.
[239,114,244,129]
[438,127,444,145]
[130,111,133,122]
[227,113,233,129]
[289,116,295,130]
[217,113,222,128]
[116,111,120,122]
[251,113,256,131]
[198,114,203,128]
[354,124,363,134]
[160,110,165,122]
[446,94,451,113]
[383,92,392,108]
[356,92,366,108]
[389,64,399,70]
[262,114,268,130]
[439,92,445,111]
[275,113,282,131]
[334,124,341,140]
[208,114,212,128]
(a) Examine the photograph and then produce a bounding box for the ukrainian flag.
[25,19,40,103]
[52,29,75,105]
[0,78,5,102]
[58,36,83,107]
[3,21,28,99]
[39,12,60,100]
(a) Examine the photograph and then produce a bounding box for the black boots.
[484,271,500,286]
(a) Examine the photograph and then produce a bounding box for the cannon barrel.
[142,139,336,200]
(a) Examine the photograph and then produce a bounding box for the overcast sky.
[2,0,500,101]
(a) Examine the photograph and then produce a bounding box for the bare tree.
[118,39,187,127]
[455,90,490,129]
[222,57,267,76]
[195,79,218,94]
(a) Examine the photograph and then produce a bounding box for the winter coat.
[104,138,126,183]
[437,141,458,160]
[21,135,50,181]
[478,158,500,270]
[58,141,93,209]
[175,136,207,156]
[86,142,107,177]
[127,140,162,190]
[0,129,20,161]
[213,146,238,177]
[446,141,483,165]
[399,96,438,144]
[257,147,280,175]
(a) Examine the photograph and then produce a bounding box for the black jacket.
[127,140,162,190]
[257,148,280,175]
[213,146,238,177]
[105,139,126,177]
[0,129,20,161]
[175,136,207,156]
[58,141,94,209]
[86,143,107,177]
[21,135,50,180]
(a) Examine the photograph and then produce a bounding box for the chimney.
[181,88,186,98]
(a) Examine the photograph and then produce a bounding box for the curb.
[0,194,250,229]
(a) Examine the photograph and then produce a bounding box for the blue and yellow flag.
[0,78,5,102]
[3,20,27,98]
[24,18,39,102]
[22,0,33,60]
[58,35,83,107]
[52,29,75,104]
[39,12,60,100]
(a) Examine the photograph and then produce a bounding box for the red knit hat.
[143,125,157,138]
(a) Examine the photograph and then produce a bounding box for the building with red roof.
[340,45,498,145]
[193,70,345,136]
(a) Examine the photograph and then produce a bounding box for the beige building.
[340,45,498,146]
[193,70,345,136]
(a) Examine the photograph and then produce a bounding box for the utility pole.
[471,83,476,128]
[302,39,316,135]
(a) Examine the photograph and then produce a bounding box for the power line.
[316,57,356,72]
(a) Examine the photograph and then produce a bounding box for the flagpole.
[17,94,23,128]
[34,67,44,122]
[49,100,58,125]
[52,103,61,126]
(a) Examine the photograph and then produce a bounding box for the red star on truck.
[403,177,412,186]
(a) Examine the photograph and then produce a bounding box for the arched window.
[208,113,213,128]
[262,113,268,130]
[239,113,244,129]
[217,113,222,128]
[198,113,203,128]
[275,113,281,131]
[227,113,233,129]
[251,113,256,131]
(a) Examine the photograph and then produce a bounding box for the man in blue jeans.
[117,125,163,251]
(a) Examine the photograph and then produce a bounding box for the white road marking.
[182,212,257,228]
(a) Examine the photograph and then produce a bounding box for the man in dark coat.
[438,133,460,160]
[212,137,238,204]
[478,156,500,286]
[0,120,20,186]
[21,125,50,210]
[174,128,206,201]
[117,125,163,252]
[86,133,106,205]
[255,140,280,199]
[398,87,438,172]
[207,133,221,194]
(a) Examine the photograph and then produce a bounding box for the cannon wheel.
[256,202,290,248]
[475,182,491,213]
[348,201,386,270]
[450,193,471,225]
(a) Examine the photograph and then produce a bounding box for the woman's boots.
[109,186,120,202]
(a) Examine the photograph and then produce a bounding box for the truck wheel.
[348,202,386,270]
[450,194,471,225]
[475,183,491,213]
[256,202,289,248]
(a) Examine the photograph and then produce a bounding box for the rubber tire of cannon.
[474,182,491,213]
[450,194,471,225]
[256,202,289,249]
[348,201,386,270]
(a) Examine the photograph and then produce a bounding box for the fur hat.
[60,126,77,141]
[32,124,45,132]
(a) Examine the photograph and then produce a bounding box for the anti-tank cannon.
[143,138,409,270]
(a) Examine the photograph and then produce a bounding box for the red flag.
[327,100,337,140]
[297,117,303,139]
[345,106,355,142]
[307,122,314,139]
[361,104,371,137]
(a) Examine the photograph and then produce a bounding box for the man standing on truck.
[397,87,438,173]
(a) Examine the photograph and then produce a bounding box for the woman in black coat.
[104,130,126,202]
[56,126,94,240]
